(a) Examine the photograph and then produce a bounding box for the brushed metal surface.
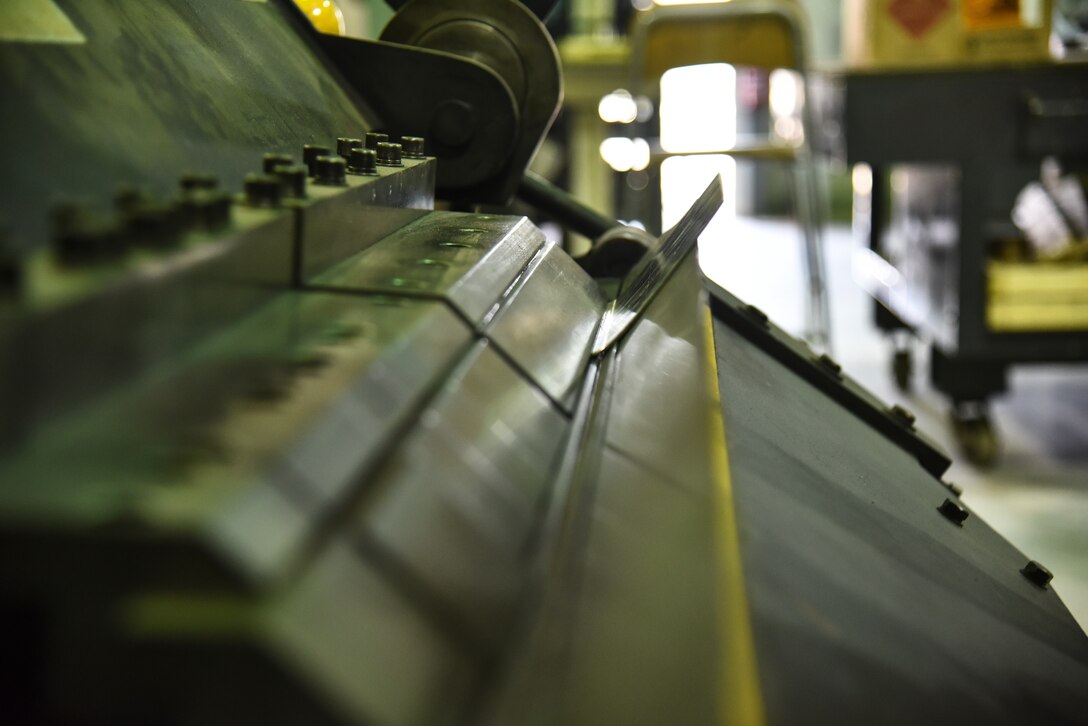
[355,340,566,647]
[311,211,545,325]
[484,240,604,411]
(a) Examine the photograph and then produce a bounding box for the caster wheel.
[891,349,913,393]
[950,407,1000,467]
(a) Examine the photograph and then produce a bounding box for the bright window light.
[598,89,638,124]
[653,0,727,6]
[769,68,804,145]
[768,68,802,117]
[852,163,873,196]
[660,63,736,154]
[661,154,735,230]
[600,137,651,172]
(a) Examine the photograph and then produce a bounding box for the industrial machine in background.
[2,1,1087,724]
[831,51,1088,466]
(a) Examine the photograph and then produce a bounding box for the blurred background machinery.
[2,0,1088,724]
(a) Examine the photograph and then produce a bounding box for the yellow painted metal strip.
[703,307,766,726]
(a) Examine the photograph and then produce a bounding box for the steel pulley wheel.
[381,0,560,118]
[380,0,562,200]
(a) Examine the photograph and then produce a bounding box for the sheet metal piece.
[131,542,476,726]
[314,212,601,411]
[603,256,712,490]
[591,174,722,354]
[0,292,473,588]
[705,278,951,477]
[482,258,721,726]
[552,258,720,725]
[554,447,719,725]
[266,543,477,726]
[355,340,566,648]
[311,211,545,325]
[297,159,435,280]
[713,316,1088,725]
[484,240,605,411]
[0,207,294,443]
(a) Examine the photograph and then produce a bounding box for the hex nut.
[815,353,842,377]
[184,190,233,229]
[313,155,347,186]
[365,131,389,150]
[889,404,916,428]
[245,173,283,207]
[401,136,426,158]
[179,172,219,191]
[744,304,769,326]
[262,153,294,174]
[348,148,379,175]
[937,498,968,526]
[275,165,309,198]
[1021,560,1053,589]
[302,144,331,175]
[376,142,403,166]
[337,137,364,158]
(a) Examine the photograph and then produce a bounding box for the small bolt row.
[723,300,1057,596]
[42,131,427,266]
[934,492,1054,589]
[244,132,427,207]
[50,176,233,266]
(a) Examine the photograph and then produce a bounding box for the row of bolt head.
[726,297,1056,594]
[47,130,430,262]
[51,175,233,265]
[246,133,427,205]
[934,496,1054,589]
[717,299,1057,595]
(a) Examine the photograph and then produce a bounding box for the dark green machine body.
[1,1,1087,724]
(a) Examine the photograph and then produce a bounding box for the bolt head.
[179,172,219,191]
[126,199,187,247]
[376,142,403,166]
[365,131,389,150]
[113,187,149,214]
[937,498,969,526]
[262,153,294,174]
[313,155,347,186]
[401,136,426,158]
[336,137,364,158]
[348,148,378,175]
[889,404,916,428]
[302,144,331,174]
[815,353,842,377]
[53,218,126,265]
[1021,560,1053,589]
[274,165,309,198]
[743,304,769,326]
[245,173,283,207]
[179,189,232,230]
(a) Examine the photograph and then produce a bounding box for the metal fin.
[591,174,723,354]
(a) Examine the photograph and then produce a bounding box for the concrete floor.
[699,216,1088,634]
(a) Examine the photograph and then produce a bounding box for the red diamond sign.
[888,0,950,38]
